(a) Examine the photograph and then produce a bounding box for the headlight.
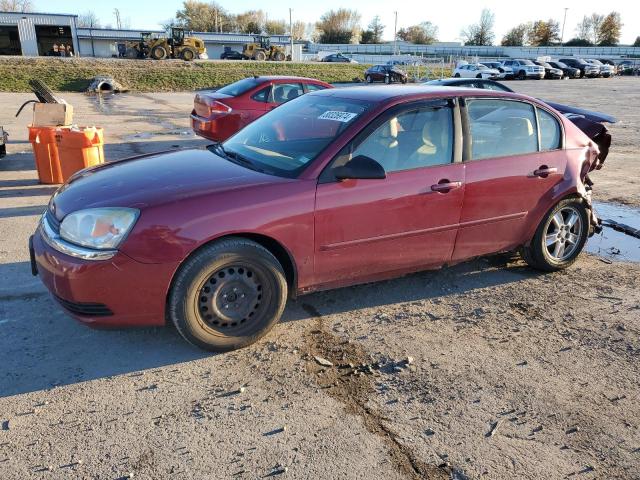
[59,208,139,250]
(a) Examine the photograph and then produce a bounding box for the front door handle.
[532,166,558,178]
[431,180,462,193]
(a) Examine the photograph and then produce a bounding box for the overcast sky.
[36,0,639,44]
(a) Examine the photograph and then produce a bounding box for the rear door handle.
[431,181,462,193]
[532,166,558,178]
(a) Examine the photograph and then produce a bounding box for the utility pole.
[114,8,121,30]
[289,8,294,61]
[560,8,568,45]
[393,11,398,56]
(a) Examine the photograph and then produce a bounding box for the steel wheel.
[196,264,268,335]
[544,206,583,261]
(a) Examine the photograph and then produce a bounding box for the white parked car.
[584,59,614,78]
[453,63,500,79]
[480,61,514,79]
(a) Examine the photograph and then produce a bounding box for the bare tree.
[290,20,307,41]
[77,11,102,29]
[460,9,495,46]
[575,13,604,44]
[361,16,385,44]
[0,0,32,12]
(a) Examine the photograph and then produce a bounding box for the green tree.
[598,12,622,46]
[397,22,438,44]
[528,19,560,46]
[360,16,384,44]
[234,10,266,33]
[316,9,361,44]
[564,37,593,46]
[265,19,286,35]
[174,1,232,32]
[501,23,530,46]
[460,9,495,46]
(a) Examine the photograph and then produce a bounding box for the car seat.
[500,117,536,156]
[353,117,400,172]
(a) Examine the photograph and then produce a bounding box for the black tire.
[151,45,167,60]
[254,50,267,61]
[384,75,390,84]
[169,238,288,352]
[401,77,407,84]
[521,198,589,272]
[180,48,196,61]
[518,70,527,80]
[366,75,372,83]
[476,73,482,79]
[454,73,461,78]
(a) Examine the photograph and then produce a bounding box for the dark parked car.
[32,86,611,352]
[547,61,580,79]
[220,49,245,60]
[534,61,564,79]
[321,53,356,63]
[191,76,333,142]
[365,64,408,84]
[558,58,599,78]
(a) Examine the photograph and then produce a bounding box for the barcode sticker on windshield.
[318,111,358,122]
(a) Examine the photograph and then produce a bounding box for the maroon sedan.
[191,76,333,142]
[31,86,609,351]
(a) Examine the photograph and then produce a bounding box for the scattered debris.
[566,426,580,434]
[486,420,501,438]
[1,420,8,431]
[314,356,333,367]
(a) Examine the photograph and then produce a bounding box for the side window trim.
[318,98,460,184]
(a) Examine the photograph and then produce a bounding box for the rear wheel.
[518,70,527,80]
[274,51,285,61]
[521,198,589,272]
[476,73,482,79]
[169,238,288,351]
[254,50,267,61]
[366,75,372,83]
[454,73,461,78]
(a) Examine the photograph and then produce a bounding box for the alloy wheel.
[544,206,583,261]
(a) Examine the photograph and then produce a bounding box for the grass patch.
[0,57,372,92]
[0,57,450,92]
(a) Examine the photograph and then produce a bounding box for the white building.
[0,11,80,56]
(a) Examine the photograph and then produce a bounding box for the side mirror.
[333,155,386,180]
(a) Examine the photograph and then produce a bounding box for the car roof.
[308,85,527,103]
[252,76,328,83]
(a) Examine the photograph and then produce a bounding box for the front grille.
[46,209,60,234]
[54,295,113,317]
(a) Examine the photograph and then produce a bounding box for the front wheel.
[521,198,589,272]
[454,73,461,78]
[169,238,288,351]
[518,70,527,80]
[384,75,390,84]
[366,75,372,83]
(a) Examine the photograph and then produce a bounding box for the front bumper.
[31,226,178,328]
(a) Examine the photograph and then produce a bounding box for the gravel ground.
[0,79,639,480]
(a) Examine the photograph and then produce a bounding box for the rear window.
[217,78,261,97]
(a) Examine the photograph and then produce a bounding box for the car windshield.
[219,94,370,178]
[520,60,535,65]
[216,77,261,97]
[476,64,488,69]
[588,59,603,65]
[554,61,568,68]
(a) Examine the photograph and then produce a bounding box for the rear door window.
[251,86,270,102]
[467,99,538,160]
[271,83,304,104]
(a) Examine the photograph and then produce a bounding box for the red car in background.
[191,76,333,142]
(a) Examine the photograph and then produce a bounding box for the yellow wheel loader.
[242,36,286,61]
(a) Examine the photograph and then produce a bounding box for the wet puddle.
[587,202,640,263]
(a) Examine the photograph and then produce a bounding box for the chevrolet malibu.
[31,86,610,351]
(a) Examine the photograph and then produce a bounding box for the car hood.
[49,148,281,220]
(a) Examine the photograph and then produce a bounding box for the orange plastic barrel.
[28,126,65,184]
[56,127,105,182]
